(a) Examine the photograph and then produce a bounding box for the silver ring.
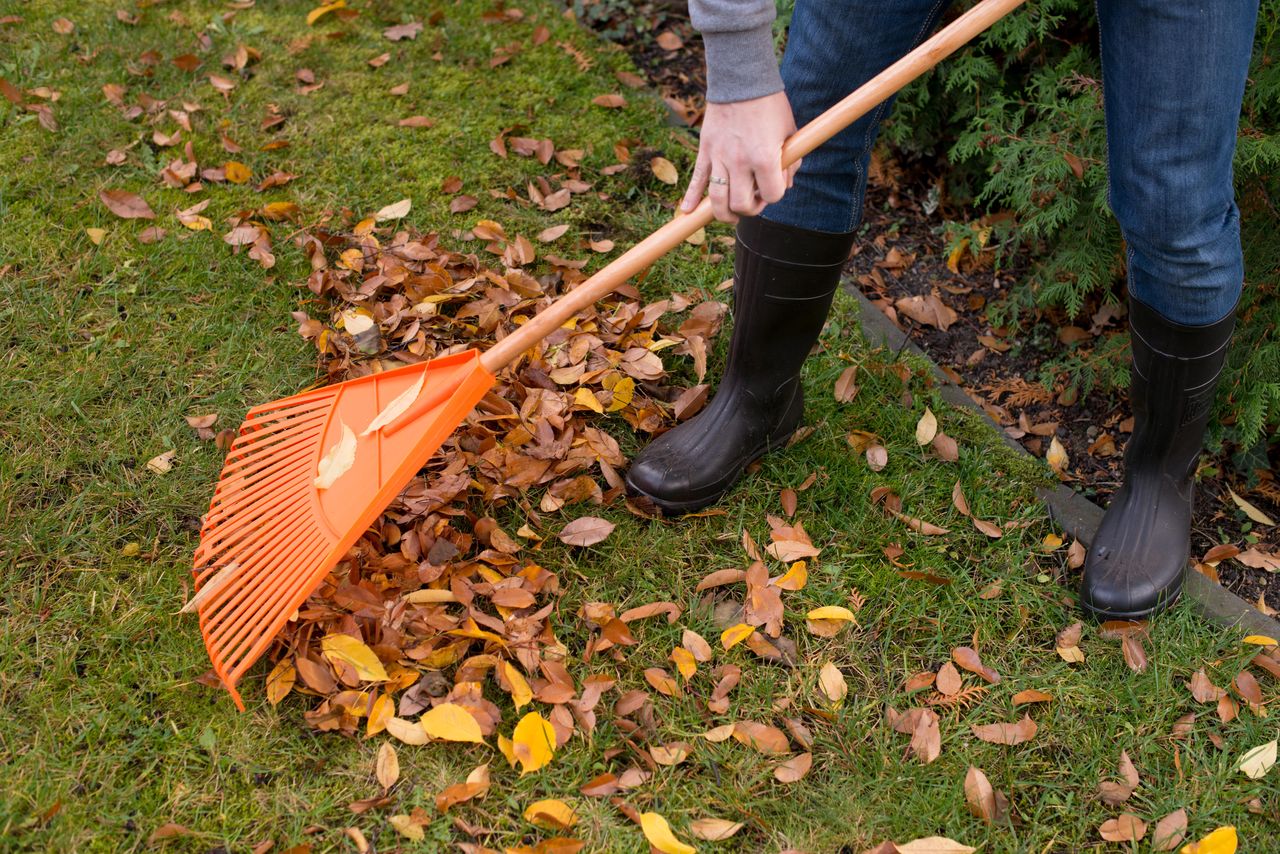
[709,175,728,186]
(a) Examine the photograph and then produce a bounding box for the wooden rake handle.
[479,0,1027,373]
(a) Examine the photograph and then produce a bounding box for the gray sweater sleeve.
[688,0,783,103]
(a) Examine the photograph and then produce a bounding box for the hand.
[681,91,800,223]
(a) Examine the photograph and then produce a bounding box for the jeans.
[762,0,1260,326]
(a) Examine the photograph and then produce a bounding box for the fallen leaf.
[375,198,412,221]
[512,712,556,774]
[1179,826,1237,854]
[224,161,251,183]
[1046,436,1069,474]
[1012,689,1052,706]
[558,516,614,546]
[524,799,578,830]
[689,818,743,841]
[362,371,425,435]
[1238,740,1276,779]
[819,662,847,704]
[774,752,813,783]
[314,422,357,489]
[650,157,678,185]
[915,408,938,445]
[895,294,958,331]
[592,94,626,109]
[964,766,996,823]
[1099,813,1147,843]
[321,633,388,681]
[720,623,755,649]
[383,20,423,41]
[147,449,176,474]
[387,813,424,841]
[1228,488,1275,526]
[376,742,399,790]
[952,647,1000,684]
[895,836,975,853]
[1243,635,1278,647]
[1152,809,1188,851]
[100,189,155,219]
[971,714,1037,745]
[639,812,695,854]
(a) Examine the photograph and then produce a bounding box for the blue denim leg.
[762,0,953,234]
[1098,0,1259,325]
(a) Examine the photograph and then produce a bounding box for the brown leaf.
[383,20,423,40]
[1188,668,1227,703]
[952,647,1000,684]
[964,766,996,823]
[1121,634,1148,673]
[895,294,958,331]
[1011,689,1052,706]
[909,708,941,764]
[774,752,812,783]
[100,189,155,219]
[558,516,614,547]
[655,31,683,50]
[970,714,1037,745]
[731,721,790,755]
[591,94,626,108]
[834,366,859,403]
[1098,813,1147,843]
[1152,808,1188,851]
[935,662,962,697]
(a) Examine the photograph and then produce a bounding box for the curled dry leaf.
[639,812,695,854]
[376,742,399,790]
[523,799,578,830]
[952,647,1000,684]
[732,721,791,755]
[649,157,678,185]
[361,371,424,436]
[818,662,848,704]
[721,623,755,649]
[1011,689,1052,706]
[1056,622,1086,663]
[1238,740,1277,779]
[1121,633,1148,673]
[314,422,357,489]
[915,407,938,445]
[964,765,996,824]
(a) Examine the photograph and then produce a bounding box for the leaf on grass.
[307,0,347,26]
[720,623,755,649]
[896,836,975,853]
[362,371,425,435]
[1012,689,1052,705]
[964,766,996,823]
[314,422,357,489]
[682,629,712,662]
[806,606,857,637]
[774,752,813,783]
[321,633,387,681]
[640,812,695,854]
[224,161,251,183]
[1238,740,1276,779]
[650,157,678,185]
[971,714,1037,745]
[690,818,744,841]
[952,647,1000,684]
[1099,813,1147,843]
[558,516,614,546]
[774,560,808,591]
[512,712,556,774]
[732,721,791,754]
[100,189,155,219]
[834,366,859,402]
[1152,809,1188,851]
[915,408,938,445]
[1188,669,1227,703]
[501,660,533,710]
[1122,633,1148,673]
[819,662,847,704]
[650,742,691,766]
[524,799,578,830]
[376,742,399,790]
[375,198,412,221]
[419,703,485,744]
[936,662,962,697]
[592,93,626,108]
[1179,826,1237,854]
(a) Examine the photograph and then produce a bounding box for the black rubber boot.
[1080,295,1236,620]
[625,215,856,515]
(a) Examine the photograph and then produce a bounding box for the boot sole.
[1079,572,1184,622]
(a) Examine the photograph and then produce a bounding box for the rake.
[191,0,1027,709]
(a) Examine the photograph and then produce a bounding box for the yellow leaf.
[806,606,856,622]
[362,371,424,436]
[1181,826,1238,854]
[224,161,251,184]
[915,407,938,445]
[1042,533,1064,550]
[367,693,394,737]
[502,660,533,710]
[321,633,388,681]
[670,647,697,680]
[260,201,299,221]
[86,227,106,245]
[180,214,212,231]
[573,386,604,414]
[946,238,969,274]
[387,814,423,842]
[420,702,485,744]
[640,812,696,854]
[606,375,635,412]
[497,733,518,768]
[306,0,346,26]
[314,421,357,489]
[774,560,807,591]
[385,716,429,745]
[265,659,295,706]
[337,247,364,271]
[702,723,736,742]
[523,799,578,830]
[650,157,678,185]
[511,712,556,774]
[1244,635,1278,647]
[720,623,755,650]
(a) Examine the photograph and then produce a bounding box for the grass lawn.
[2,2,1277,852]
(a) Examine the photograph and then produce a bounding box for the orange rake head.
[191,350,493,709]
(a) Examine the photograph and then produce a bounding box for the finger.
[754,161,787,206]
[729,165,764,218]
[708,167,736,223]
[682,154,710,212]
[786,157,802,190]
